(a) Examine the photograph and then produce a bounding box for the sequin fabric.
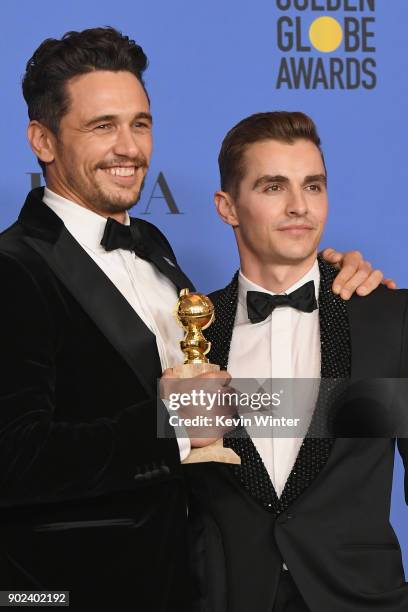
[206,257,351,515]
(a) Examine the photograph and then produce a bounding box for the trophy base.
[182,439,241,465]
[172,362,220,378]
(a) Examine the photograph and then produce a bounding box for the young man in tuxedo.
[0,28,391,610]
[184,112,408,612]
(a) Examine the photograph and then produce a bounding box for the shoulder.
[348,285,408,313]
[209,271,239,305]
[0,221,59,296]
[0,221,38,271]
[347,286,408,340]
[208,287,225,303]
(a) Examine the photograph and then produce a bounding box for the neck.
[240,252,317,293]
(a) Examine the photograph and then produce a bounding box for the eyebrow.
[83,112,153,128]
[253,175,288,190]
[252,173,327,190]
[303,174,327,186]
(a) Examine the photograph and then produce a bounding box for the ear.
[27,120,56,164]
[214,190,239,228]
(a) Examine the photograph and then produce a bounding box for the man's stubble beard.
[91,174,147,215]
[57,140,150,215]
[61,161,148,216]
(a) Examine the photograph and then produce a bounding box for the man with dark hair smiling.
[0,27,197,611]
[185,111,408,612]
[0,28,393,611]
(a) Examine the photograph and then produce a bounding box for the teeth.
[106,167,135,177]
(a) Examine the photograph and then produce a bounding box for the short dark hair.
[22,26,148,135]
[218,111,325,198]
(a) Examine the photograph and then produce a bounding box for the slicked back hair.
[218,111,326,199]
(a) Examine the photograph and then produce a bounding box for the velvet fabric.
[0,188,194,611]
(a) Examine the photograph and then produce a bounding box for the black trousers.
[272,570,310,612]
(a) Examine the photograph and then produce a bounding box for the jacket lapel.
[207,258,352,514]
[131,218,195,294]
[19,188,181,397]
[278,257,351,512]
[207,271,239,369]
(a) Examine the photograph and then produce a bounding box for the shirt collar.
[43,187,130,252]
[237,259,320,323]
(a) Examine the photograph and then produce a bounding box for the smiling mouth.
[102,166,136,177]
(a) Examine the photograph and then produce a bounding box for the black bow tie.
[100,216,194,293]
[246,280,318,324]
[100,217,149,259]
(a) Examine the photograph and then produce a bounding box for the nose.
[112,126,141,159]
[286,188,308,217]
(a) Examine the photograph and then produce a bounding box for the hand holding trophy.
[161,289,240,465]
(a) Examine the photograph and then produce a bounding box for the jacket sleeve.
[396,291,408,504]
[0,253,180,507]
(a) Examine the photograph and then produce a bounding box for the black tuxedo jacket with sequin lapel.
[0,188,195,611]
[184,257,408,612]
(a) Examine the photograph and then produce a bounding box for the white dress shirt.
[228,261,321,497]
[43,187,190,461]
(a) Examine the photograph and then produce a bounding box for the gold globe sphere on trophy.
[172,289,220,378]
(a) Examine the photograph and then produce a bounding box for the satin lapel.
[150,254,195,294]
[207,273,280,512]
[24,229,162,397]
[278,257,351,513]
[130,219,195,293]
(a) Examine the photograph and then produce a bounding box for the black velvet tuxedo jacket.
[184,258,408,612]
[0,188,195,611]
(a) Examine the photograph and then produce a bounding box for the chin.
[103,200,138,214]
[280,239,319,260]
[275,248,317,265]
[96,190,141,214]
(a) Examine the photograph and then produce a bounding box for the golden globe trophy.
[173,289,220,378]
[172,288,240,465]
